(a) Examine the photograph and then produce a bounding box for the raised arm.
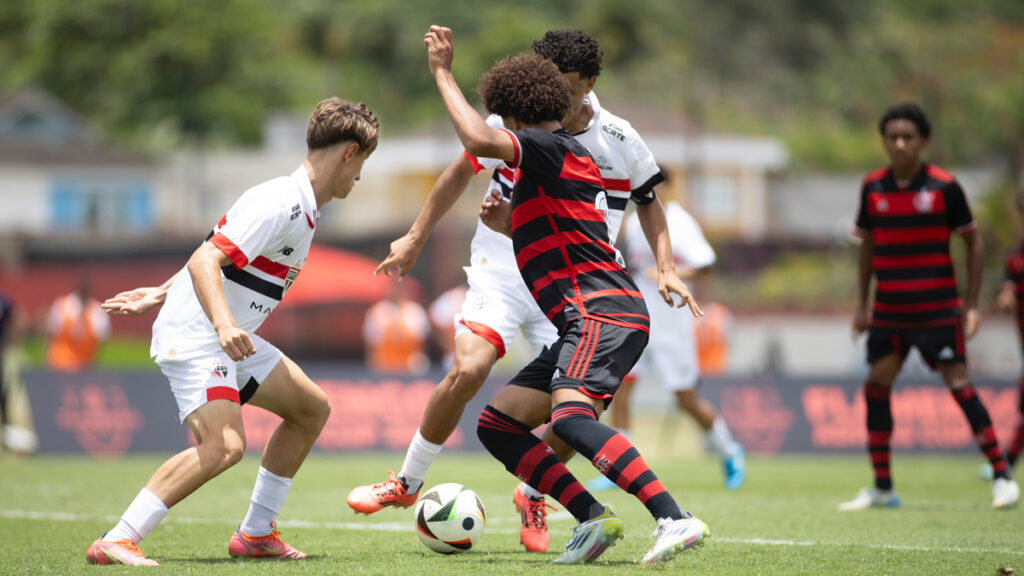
[635,198,702,316]
[424,25,516,162]
[188,242,254,361]
[376,155,476,278]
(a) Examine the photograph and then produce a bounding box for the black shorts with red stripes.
[509,318,648,405]
[866,320,966,368]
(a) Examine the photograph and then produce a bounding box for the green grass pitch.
[0,452,1019,575]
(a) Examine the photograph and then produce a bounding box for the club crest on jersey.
[913,190,936,213]
[283,267,299,295]
[210,360,228,378]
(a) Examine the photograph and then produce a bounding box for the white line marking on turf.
[5,509,1022,556]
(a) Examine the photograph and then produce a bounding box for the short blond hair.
[306,97,379,154]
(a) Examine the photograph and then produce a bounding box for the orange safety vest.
[47,293,109,372]
[694,302,731,375]
[363,299,429,373]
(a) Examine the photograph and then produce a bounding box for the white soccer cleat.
[992,478,1020,509]
[837,487,901,511]
[551,506,623,564]
[641,516,710,565]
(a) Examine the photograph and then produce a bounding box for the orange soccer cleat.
[86,537,159,566]
[228,522,306,559]
[513,483,556,553]
[346,470,419,514]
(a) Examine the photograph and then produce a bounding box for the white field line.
[3,508,1022,556]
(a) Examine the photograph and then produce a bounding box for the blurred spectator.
[362,278,430,374]
[695,301,733,376]
[46,277,110,372]
[1,290,36,453]
[428,284,468,370]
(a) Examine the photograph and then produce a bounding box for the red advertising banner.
[23,369,1021,457]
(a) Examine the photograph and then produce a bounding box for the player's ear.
[584,76,596,93]
[341,141,361,163]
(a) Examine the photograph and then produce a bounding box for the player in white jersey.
[346,29,677,554]
[87,98,378,567]
[584,200,745,491]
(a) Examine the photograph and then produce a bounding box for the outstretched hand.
[101,287,164,316]
[660,274,703,317]
[375,233,424,279]
[424,25,453,75]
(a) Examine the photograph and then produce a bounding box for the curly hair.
[531,29,603,78]
[477,53,570,125]
[878,102,931,139]
[306,97,379,153]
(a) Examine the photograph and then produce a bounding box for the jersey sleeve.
[210,188,290,269]
[671,207,716,269]
[509,129,561,178]
[852,183,872,237]
[463,115,508,174]
[623,128,665,206]
[945,180,975,235]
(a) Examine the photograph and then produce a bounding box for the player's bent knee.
[444,364,489,402]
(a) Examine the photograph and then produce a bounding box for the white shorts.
[453,265,558,358]
[156,334,283,423]
[630,285,699,391]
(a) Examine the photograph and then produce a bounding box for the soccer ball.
[414,483,486,554]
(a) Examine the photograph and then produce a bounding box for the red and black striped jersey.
[852,163,975,329]
[503,127,649,334]
[1005,241,1024,346]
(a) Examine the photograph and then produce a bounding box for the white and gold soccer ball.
[414,483,486,554]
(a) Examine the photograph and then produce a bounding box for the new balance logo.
[279,246,294,256]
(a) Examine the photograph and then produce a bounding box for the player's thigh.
[184,399,245,448]
[452,330,500,376]
[489,384,552,429]
[245,354,327,423]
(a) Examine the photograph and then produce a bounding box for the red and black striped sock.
[864,382,893,491]
[1009,378,1024,468]
[952,384,1010,480]
[476,405,598,522]
[550,401,685,521]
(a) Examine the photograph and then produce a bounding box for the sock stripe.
[592,432,633,468]
[479,407,531,434]
[513,443,556,484]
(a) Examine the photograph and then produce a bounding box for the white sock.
[240,467,292,537]
[521,482,544,500]
[104,488,168,543]
[706,415,741,458]
[399,429,443,494]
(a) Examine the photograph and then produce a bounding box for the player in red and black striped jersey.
[424,26,709,565]
[994,191,1024,472]
[841,103,1019,511]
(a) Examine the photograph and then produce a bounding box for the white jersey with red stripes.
[463,92,663,272]
[151,164,318,360]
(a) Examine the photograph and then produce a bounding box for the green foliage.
[2,0,1024,175]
